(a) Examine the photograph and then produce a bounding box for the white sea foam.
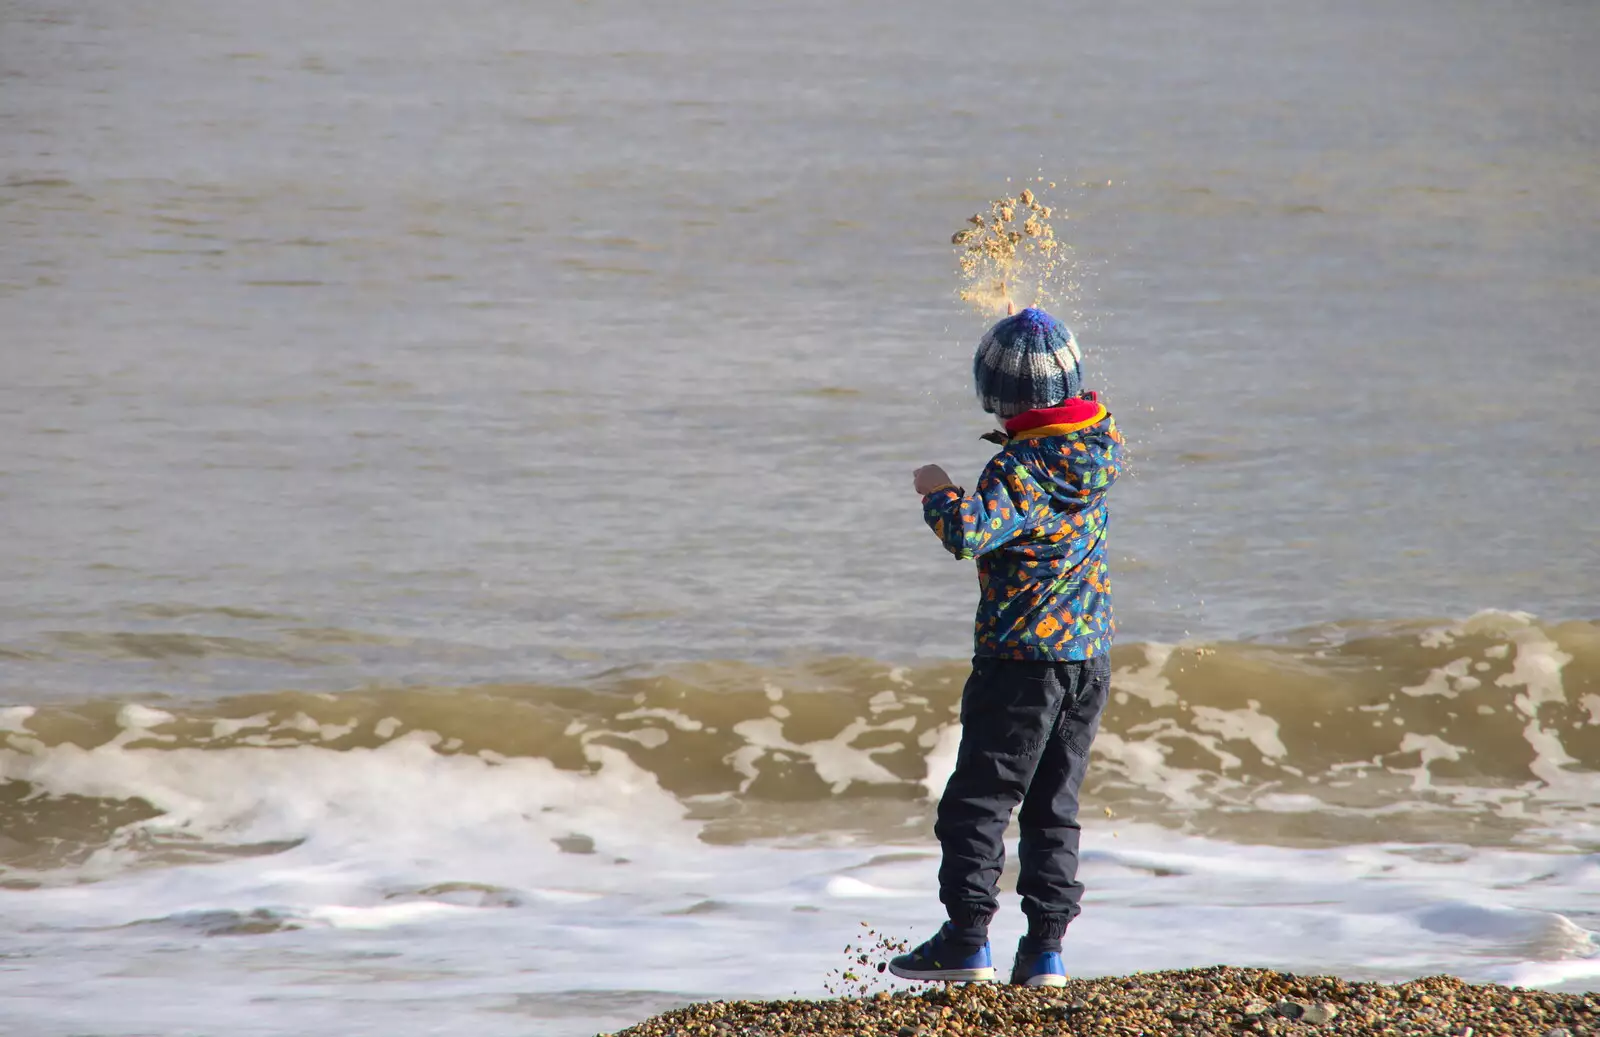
[1113,642,1178,707]
[0,705,35,733]
[0,729,1595,1036]
[1,630,1597,1034]
[1190,700,1287,759]
[728,715,912,795]
[919,722,963,800]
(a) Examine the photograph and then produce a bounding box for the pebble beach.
[607,968,1598,1037]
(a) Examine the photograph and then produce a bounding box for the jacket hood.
[1002,394,1121,513]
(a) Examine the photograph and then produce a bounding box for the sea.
[2,0,1598,1034]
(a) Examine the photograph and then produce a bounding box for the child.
[889,305,1124,988]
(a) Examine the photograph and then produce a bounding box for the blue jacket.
[922,397,1124,660]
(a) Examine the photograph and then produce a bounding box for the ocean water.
[2,0,1598,1033]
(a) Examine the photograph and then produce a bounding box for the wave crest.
[1,611,1595,878]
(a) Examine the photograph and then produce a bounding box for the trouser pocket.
[957,657,1067,760]
[1056,652,1111,758]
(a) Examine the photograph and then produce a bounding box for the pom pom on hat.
[972,307,1083,418]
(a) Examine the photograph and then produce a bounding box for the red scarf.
[1002,392,1105,437]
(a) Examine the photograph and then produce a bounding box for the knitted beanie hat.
[972,307,1083,418]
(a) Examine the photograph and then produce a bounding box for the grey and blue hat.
[972,307,1083,418]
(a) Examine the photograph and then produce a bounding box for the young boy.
[889,305,1124,988]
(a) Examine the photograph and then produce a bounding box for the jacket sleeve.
[921,454,1042,560]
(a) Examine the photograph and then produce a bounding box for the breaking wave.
[1,611,1595,882]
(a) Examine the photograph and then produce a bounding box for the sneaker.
[886,923,995,983]
[1010,942,1067,987]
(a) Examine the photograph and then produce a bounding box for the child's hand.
[913,464,955,495]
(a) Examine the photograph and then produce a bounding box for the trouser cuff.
[944,905,994,949]
[1021,915,1071,952]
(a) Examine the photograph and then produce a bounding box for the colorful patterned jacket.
[922,394,1124,660]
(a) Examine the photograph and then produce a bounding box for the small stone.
[1274,1000,1305,1020]
[896,1027,916,1037]
[1543,1029,1571,1037]
[1244,1001,1273,1017]
[1301,1003,1338,1025]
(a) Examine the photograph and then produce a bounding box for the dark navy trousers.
[934,653,1111,944]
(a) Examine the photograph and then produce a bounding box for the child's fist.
[913,464,955,496]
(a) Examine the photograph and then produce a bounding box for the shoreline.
[606,966,1595,1036]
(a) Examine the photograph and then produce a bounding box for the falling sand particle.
[952,182,1077,316]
